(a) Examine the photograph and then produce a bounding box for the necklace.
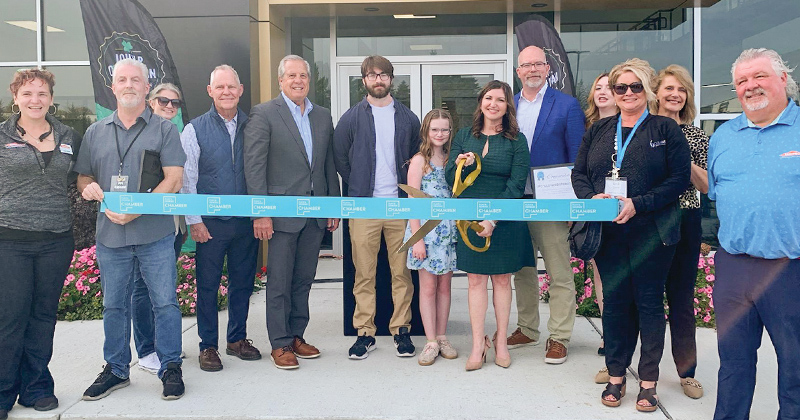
[16,121,53,143]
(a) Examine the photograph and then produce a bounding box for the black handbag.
[569,220,602,261]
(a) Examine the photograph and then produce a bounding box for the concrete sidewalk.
[7,270,779,419]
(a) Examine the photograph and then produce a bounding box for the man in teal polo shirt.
[708,48,800,420]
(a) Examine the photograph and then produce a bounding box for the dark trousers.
[195,218,258,350]
[0,235,73,409]
[132,233,182,357]
[665,208,702,379]
[594,222,675,381]
[713,249,800,420]
[266,219,325,349]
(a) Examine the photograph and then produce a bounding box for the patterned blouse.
[679,124,709,209]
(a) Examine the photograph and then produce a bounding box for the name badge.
[605,177,628,198]
[4,142,26,149]
[111,175,129,192]
[59,144,73,155]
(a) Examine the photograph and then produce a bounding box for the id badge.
[111,175,129,192]
[605,177,628,198]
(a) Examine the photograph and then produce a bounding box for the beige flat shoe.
[595,367,611,384]
[681,377,704,399]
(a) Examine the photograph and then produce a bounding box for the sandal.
[601,377,626,407]
[636,385,659,412]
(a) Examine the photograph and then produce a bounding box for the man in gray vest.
[244,55,341,370]
[180,65,260,372]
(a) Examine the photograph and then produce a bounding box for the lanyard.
[114,121,146,176]
[615,109,648,169]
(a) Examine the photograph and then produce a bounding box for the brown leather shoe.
[198,348,223,372]
[226,339,262,361]
[292,336,321,359]
[545,338,568,364]
[507,327,539,349]
[270,346,299,370]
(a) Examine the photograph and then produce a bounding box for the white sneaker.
[137,352,160,375]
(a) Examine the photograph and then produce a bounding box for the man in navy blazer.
[507,45,585,365]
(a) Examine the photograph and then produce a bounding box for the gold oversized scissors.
[396,155,490,254]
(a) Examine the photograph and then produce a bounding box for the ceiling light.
[6,20,64,32]
[364,7,379,12]
[531,3,548,7]
[394,14,436,19]
[409,44,443,51]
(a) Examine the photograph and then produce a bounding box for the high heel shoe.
[492,332,511,368]
[601,377,627,407]
[465,336,491,371]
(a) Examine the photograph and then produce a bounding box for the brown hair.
[470,80,519,141]
[360,55,394,79]
[584,73,617,127]
[10,68,55,97]
[418,109,454,175]
[653,64,697,124]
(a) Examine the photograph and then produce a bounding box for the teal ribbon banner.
[102,192,619,221]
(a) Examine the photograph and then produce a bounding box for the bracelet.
[488,220,497,228]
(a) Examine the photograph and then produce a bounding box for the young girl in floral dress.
[404,109,459,366]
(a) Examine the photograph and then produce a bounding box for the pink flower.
[64,279,70,286]
[190,308,195,313]
[95,291,102,297]
[66,274,75,282]
[572,267,580,274]
[708,258,714,265]
[89,277,97,284]
[698,259,706,268]
[87,259,95,266]
[190,302,196,308]
[706,274,715,282]
[93,269,99,275]
[703,315,711,323]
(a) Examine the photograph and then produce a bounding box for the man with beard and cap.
[333,55,421,360]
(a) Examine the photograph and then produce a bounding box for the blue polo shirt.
[707,100,800,259]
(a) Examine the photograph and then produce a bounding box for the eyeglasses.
[154,96,182,108]
[430,128,451,135]
[518,62,548,70]
[612,83,645,95]
[365,72,391,81]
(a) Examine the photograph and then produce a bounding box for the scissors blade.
[395,219,441,254]
[398,184,432,199]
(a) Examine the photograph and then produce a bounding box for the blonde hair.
[584,73,617,127]
[418,109,454,175]
[654,64,696,124]
[732,48,798,100]
[608,58,657,111]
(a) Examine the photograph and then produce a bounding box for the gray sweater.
[0,113,81,236]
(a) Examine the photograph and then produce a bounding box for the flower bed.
[58,246,264,321]
[539,254,717,328]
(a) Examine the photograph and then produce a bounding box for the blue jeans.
[96,233,182,378]
[713,248,800,420]
[0,235,73,410]
[131,233,182,358]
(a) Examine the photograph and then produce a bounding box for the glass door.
[421,62,506,131]
[336,64,421,119]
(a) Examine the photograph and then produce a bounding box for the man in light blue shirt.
[708,48,800,420]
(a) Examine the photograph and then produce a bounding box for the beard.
[365,82,391,99]
[743,88,769,111]
[524,75,545,89]
[118,91,143,108]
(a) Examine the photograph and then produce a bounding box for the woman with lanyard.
[571,58,690,412]
[0,69,81,418]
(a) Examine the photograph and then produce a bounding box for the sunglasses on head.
[613,83,645,95]
[154,96,182,107]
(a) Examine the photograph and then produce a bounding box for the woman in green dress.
[445,80,534,371]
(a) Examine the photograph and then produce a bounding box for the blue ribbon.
[616,108,649,168]
[101,192,619,222]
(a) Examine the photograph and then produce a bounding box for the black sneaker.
[161,362,185,400]
[394,327,416,357]
[33,396,58,411]
[348,334,376,360]
[83,365,130,401]
[0,408,8,420]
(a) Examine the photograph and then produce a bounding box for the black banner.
[515,15,576,97]
[79,0,186,128]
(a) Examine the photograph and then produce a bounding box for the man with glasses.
[509,45,585,364]
[180,64,261,372]
[334,55,421,360]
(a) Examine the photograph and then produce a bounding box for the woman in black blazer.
[571,58,690,412]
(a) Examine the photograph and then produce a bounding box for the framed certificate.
[531,163,577,199]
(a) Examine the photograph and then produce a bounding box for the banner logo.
[251,197,276,215]
[385,200,410,217]
[522,202,550,219]
[206,197,230,214]
[297,198,320,216]
[119,194,138,212]
[431,200,457,218]
[341,200,364,217]
[570,201,597,220]
[477,201,502,219]
[97,31,166,89]
[162,195,186,213]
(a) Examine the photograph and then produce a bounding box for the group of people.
[0,45,796,420]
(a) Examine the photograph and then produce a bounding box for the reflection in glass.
[337,14,505,57]
[431,74,493,131]
[289,17,331,109]
[559,8,693,111]
[348,75,411,110]
[43,0,89,61]
[0,0,37,62]
[701,0,800,113]
[43,66,96,135]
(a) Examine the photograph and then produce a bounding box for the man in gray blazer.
[243,55,341,370]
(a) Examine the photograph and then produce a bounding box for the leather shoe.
[292,336,320,359]
[271,346,299,370]
[544,338,568,364]
[226,339,262,361]
[198,348,223,372]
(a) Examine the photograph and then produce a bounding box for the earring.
[11,103,20,115]
[48,104,57,115]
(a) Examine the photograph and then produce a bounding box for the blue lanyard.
[615,109,649,168]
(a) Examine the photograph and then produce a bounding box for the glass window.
[43,0,89,61]
[337,14,506,57]
[560,8,693,110]
[42,66,96,135]
[347,74,411,110]
[700,0,800,113]
[0,67,23,120]
[696,118,738,248]
[0,0,38,62]
[431,74,493,131]
[289,17,331,109]
[512,13,557,94]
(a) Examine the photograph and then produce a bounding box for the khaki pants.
[350,218,412,336]
[513,221,576,345]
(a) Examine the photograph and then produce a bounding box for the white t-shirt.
[371,101,398,198]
